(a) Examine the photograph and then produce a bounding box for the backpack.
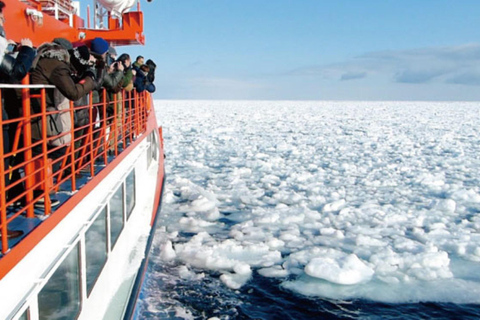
[31,88,72,146]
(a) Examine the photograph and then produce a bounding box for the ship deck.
[2,144,128,256]
[0,84,154,263]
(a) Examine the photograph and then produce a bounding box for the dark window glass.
[85,207,108,295]
[38,245,80,320]
[126,170,136,220]
[110,185,124,249]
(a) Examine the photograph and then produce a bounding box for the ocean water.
[135,100,480,319]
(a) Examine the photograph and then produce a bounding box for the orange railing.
[0,81,150,254]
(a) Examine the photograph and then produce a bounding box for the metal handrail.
[0,82,149,254]
[0,84,55,89]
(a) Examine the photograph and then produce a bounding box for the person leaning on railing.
[145,59,156,93]
[70,44,104,161]
[29,42,101,175]
[103,46,126,154]
[0,0,35,238]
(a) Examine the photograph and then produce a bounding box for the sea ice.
[153,100,480,303]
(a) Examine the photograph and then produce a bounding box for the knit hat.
[53,37,73,50]
[69,45,91,72]
[90,37,109,55]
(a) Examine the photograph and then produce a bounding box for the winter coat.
[0,44,36,84]
[122,68,134,92]
[145,59,156,84]
[103,69,124,92]
[0,36,36,122]
[134,69,155,93]
[31,43,95,105]
[30,43,95,146]
[132,61,141,73]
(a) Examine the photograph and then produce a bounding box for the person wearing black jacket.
[145,59,156,93]
[0,0,35,238]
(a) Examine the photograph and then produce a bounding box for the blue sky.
[120,0,480,100]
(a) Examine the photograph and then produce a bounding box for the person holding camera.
[30,42,97,175]
[103,46,124,95]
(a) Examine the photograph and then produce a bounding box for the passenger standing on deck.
[117,53,134,91]
[103,46,126,154]
[132,55,143,73]
[145,59,156,93]
[30,42,98,174]
[88,37,108,117]
[0,0,35,238]
[116,53,135,141]
[103,46,124,96]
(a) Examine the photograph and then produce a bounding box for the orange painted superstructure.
[2,0,144,46]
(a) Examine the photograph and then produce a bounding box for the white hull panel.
[0,133,161,320]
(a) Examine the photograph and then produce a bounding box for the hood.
[32,42,70,69]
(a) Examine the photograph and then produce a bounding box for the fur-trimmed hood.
[32,42,70,69]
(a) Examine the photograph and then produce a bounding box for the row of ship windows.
[15,169,136,320]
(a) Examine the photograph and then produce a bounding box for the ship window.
[126,170,136,220]
[17,309,28,320]
[152,131,158,161]
[38,244,81,320]
[85,207,108,296]
[147,133,152,167]
[110,184,124,250]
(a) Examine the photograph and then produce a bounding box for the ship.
[0,0,165,319]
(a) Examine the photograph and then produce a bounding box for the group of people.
[0,0,156,238]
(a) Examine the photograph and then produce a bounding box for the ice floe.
[153,100,480,303]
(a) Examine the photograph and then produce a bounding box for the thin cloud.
[447,72,480,86]
[340,71,367,81]
[394,69,448,84]
[288,43,480,86]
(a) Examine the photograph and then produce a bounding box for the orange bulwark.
[0,79,151,260]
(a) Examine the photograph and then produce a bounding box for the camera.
[6,43,17,53]
[106,54,114,66]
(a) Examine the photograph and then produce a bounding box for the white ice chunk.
[323,199,346,212]
[258,265,289,278]
[305,254,374,285]
[159,240,176,261]
[220,263,252,289]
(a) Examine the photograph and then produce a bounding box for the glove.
[84,68,96,81]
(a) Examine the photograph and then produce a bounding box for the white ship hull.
[0,113,165,320]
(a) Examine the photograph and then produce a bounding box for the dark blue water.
[136,257,480,320]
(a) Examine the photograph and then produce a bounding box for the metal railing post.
[102,89,107,164]
[22,78,34,218]
[69,100,76,191]
[0,89,8,254]
[113,91,118,156]
[88,94,94,176]
[40,88,51,214]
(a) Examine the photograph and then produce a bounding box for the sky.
[119,0,480,101]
